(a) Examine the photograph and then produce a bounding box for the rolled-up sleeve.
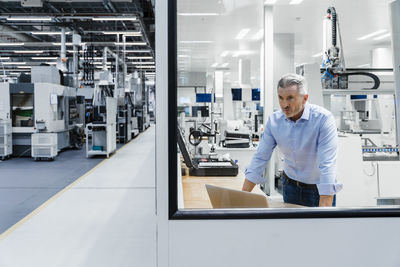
[316,114,343,195]
[244,118,277,184]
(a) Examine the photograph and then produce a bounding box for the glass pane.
[176,0,400,211]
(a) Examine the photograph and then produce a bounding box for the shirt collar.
[283,102,310,122]
[300,102,311,121]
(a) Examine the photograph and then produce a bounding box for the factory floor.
[0,125,156,267]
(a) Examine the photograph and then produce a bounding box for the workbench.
[180,157,303,209]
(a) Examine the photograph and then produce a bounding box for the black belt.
[282,172,317,189]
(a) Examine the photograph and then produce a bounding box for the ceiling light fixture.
[31,57,58,60]
[373,33,391,41]
[92,17,136,21]
[177,13,219,16]
[45,62,57,65]
[235,28,250,40]
[31,31,71,35]
[357,29,387,41]
[102,31,142,36]
[125,50,151,53]
[2,62,26,65]
[15,50,44,54]
[289,0,304,4]
[115,42,147,46]
[127,56,153,60]
[17,66,32,69]
[134,66,156,69]
[0,57,10,60]
[52,42,74,46]
[220,63,229,67]
[211,63,218,67]
[130,62,155,65]
[7,16,52,21]
[0,43,24,46]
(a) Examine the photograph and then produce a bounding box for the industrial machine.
[0,79,82,160]
[117,93,134,144]
[85,81,117,158]
[0,119,12,160]
[178,126,238,176]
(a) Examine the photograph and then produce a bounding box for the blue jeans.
[281,175,336,207]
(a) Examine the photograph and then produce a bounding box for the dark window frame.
[167,0,400,220]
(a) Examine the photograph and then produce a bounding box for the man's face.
[278,85,308,119]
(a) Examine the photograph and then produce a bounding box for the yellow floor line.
[0,137,136,241]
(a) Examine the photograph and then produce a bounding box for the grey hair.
[277,73,308,95]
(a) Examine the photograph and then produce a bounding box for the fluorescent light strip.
[93,62,112,65]
[125,50,151,53]
[373,33,391,41]
[0,43,24,46]
[7,17,52,21]
[130,62,155,65]
[15,50,44,54]
[31,31,71,35]
[17,66,31,69]
[235,28,250,40]
[127,56,153,60]
[220,51,229,57]
[289,0,304,4]
[93,17,136,21]
[135,66,155,69]
[0,57,10,60]
[103,31,141,36]
[211,63,218,67]
[220,63,229,67]
[31,57,58,60]
[45,62,57,65]
[115,42,147,46]
[178,13,219,16]
[357,29,387,41]
[2,62,26,65]
[264,0,277,4]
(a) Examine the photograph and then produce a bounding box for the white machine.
[85,97,117,158]
[0,119,12,160]
[0,82,79,160]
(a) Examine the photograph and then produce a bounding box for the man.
[242,73,342,207]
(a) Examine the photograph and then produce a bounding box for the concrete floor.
[0,126,156,267]
[0,144,106,234]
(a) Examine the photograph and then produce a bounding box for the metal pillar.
[390,0,400,146]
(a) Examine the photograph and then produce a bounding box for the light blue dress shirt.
[245,102,342,195]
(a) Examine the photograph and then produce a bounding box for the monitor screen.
[231,88,242,101]
[196,93,213,103]
[192,106,209,117]
[252,88,260,101]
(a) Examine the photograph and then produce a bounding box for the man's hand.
[242,179,256,192]
[319,195,334,207]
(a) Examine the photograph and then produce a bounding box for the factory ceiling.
[0,0,155,74]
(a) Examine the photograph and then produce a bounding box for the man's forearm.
[242,179,256,192]
[319,195,334,207]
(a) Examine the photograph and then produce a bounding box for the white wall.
[157,2,400,267]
